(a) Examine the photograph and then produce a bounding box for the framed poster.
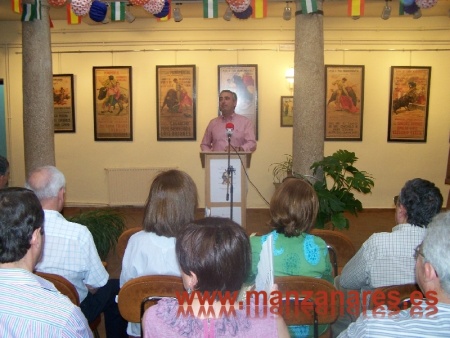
[93,66,132,141]
[156,65,196,141]
[218,64,258,139]
[388,66,431,142]
[53,74,75,133]
[325,65,365,141]
[280,96,293,127]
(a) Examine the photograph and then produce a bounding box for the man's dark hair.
[176,217,251,294]
[0,188,44,263]
[0,155,9,176]
[399,178,442,227]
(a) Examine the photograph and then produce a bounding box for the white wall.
[0,16,449,208]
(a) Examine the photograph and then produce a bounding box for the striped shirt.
[35,210,109,302]
[340,223,426,290]
[338,303,450,337]
[0,268,92,337]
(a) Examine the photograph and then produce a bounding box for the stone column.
[292,1,325,182]
[22,0,55,176]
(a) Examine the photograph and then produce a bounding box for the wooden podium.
[200,152,252,228]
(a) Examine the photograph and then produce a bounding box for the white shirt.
[340,224,426,290]
[35,210,109,302]
[119,230,181,337]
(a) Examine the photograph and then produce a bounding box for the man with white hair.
[338,211,450,337]
[26,165,127,338]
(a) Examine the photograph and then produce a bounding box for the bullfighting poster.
[388,66,431,142]
[156,65,196,141]
[325,65,365,141]
[93,66,132,141]
[53,74,75,133]
[218,64,258,139]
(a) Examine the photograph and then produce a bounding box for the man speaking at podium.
[200,90,257,152]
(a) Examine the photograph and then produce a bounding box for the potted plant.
[67,209,126,260]
[269,154,293,185]
[308,149,375,230]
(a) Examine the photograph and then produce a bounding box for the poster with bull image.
[156,65,196,141]
[388,66,431,142]
[93,66,132,141]
[53,74,75,133]
[325,65,365,141]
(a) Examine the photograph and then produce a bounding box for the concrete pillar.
[22,0,55,176]
[292,2,325,182]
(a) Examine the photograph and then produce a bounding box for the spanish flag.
[347,0,364,17]
[203,0,218,18]
[66,3,81,25]
[12,0,21,14]
[251,0,267,18]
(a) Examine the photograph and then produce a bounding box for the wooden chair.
[311,229,356,276]
[35,271,101,338]
[275,276,340,338]
[368,283,422,310]
[117,275,184,336]
[116,227,141,261]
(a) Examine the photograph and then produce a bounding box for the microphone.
[226,123,234,137]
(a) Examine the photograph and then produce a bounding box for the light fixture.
[285,67,294,89]
[223,6,233,21]
[381,0,391,20]
[283,2,292,21]
[125,9,135,23]
[413,8,422,19]
[173,3,183,22]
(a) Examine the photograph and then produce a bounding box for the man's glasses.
[414,244,425,260]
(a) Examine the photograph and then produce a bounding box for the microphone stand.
[226,133,234,221]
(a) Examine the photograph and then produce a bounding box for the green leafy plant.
[68,209,126,260]
[309,150,375,230]
[269,154,293,183]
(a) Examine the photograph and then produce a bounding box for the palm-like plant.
[68,209,126,260]
[269,154,293,183]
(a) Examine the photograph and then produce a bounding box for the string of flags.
[11,0,440,24]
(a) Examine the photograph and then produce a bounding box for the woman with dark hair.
[142,217,289,338]
[248,178,333,337]
[120,169,198,337]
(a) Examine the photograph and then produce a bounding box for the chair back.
[35,271,80,305]
[116,227,141,261]
[310,229,356,275]
[117,275,184,323]
[274,276,340,337]
[368,283,422,310]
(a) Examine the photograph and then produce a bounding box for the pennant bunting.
[12,0,22,14]
[203,0,218,18]
[251,0,267,18]
[300,0,317,14]
[111,2,126,21]
[66,3,81,24]
[21,0,41,21]
[347,0,365,17]
[157,0,171,21]
[399,2,405,15]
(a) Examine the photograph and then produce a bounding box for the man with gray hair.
[338,211,450,337]
[0,155,9,188]
[26,166,127,338]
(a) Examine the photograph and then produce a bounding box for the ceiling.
[0,0,449,22]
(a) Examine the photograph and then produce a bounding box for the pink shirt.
[200,113,256,152]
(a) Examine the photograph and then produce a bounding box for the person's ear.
[188,271,198,290]
[423,262,438,282]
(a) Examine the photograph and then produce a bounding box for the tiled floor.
[63,207,397,338]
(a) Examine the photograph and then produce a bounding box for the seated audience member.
[120,169,198,337]
[142,217,290,338]
[332,178,442,337]
[0,155,9,188]
[338,211,450,337]
[247,178,333,337]
[25,166,127,338]
[0,187,92,337]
